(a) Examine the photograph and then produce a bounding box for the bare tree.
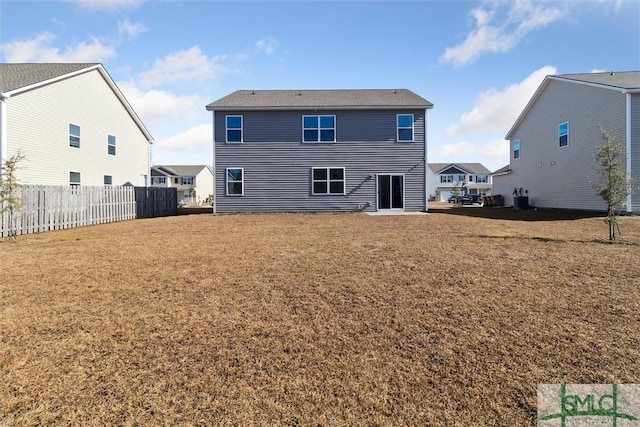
[0,152,25,241]
[591,126,635,241]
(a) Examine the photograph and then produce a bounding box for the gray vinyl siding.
[631,94,640,213]
[214,109,426,212]
[504,80,628,211]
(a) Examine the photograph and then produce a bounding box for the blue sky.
[1,0,638,172]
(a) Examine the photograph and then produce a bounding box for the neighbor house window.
[513,139,520,159]
[303,115,335,142]
[440,175,453,183]
[104,175,112,185]
[226,115,243,143]
[558,122,569,147]
[226,168,244,195]
[69,124,80,148]
[153,176,166,185]
[108,135,116,155]
[397,114,414,142]
[312,167,345,195]
[181,177,194,186]
[476,175,488,183]
[70,171,81,186]
[457,175,466,182]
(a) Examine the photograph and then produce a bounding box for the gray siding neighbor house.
[206,89,433,213]
[494,71,640,213]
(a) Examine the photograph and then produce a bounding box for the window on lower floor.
[70,171,81,186]
[226,168,244,195]
[312,167,345,195]
[558,122,569,147]
[513,139,520,159]
[104,175,112,185]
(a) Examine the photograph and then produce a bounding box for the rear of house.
[206,89,433,213]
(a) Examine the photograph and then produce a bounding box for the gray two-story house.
[206,89,433,213]
[494,71,639,212]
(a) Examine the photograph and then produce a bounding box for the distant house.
[0,63,153,186]
[494,71,640,212]
[150,165,213,205]
[206,89,433,213]
[427,163,492,202]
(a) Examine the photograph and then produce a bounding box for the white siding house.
[150,165,214,205]
[0,63,153,186]
[494,71,640,213]
[427,163,492,202]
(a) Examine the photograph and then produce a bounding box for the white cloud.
[137,46,227,88]
[441,0,565,67]
[446,65,557,136]
[118,19,147,39]
[65,0,145,11]
[256,36,279,55]
[0,32,115,63]
[158,124,212,152]
[117,80,204,125]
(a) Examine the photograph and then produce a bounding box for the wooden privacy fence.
[1,185,177,238]
[134,187,177,219]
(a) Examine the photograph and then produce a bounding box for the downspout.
[424,108,429,212]
[0,93,8,168]
[626,93,632,213]
[212,110,217,214]
[147,140,152,187]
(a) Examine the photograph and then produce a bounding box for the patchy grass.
[1,209,639,426]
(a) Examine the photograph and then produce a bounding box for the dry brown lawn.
[1,207,639,426]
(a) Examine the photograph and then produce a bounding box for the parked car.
[448,194,483,205]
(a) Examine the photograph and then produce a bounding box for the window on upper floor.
[226,168,244,196]
[513,139,520,159]
[303,115,335,143]
[440,175,453,183]
[181,177,194,186]
[312,167,345,195]
[108,135,116,155]
[397,114,414,142]
[558,122,569,147]
[152,176,166,185]
[457,175,467,182]
[70,171,81,186]
[104,175,112,185]
[69,124,80,148]
[475,175,488,183]
[226,115,243,143]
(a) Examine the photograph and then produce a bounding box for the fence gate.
[134,187,177,218]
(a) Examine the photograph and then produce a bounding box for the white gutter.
[424,108,429,212]
[211,110,217,214]
[0,92,8,168]
[626,93,633,213]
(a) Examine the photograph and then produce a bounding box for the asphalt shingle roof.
[428,163,492,175]
[207,89,433,110]
[555,71,640,90]
[0,63,99,93]
[152,165,210,177]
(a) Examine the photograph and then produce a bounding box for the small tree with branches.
[591,126,635,241]
[0,152,25,241]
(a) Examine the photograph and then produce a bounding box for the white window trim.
[513,139,520,159]
[396,114,414,142]
[108,134,116,155]
[104,175,112,185]
[226,115,243,144]
[69,171,81,186]
[69,123,80,148]
[226,167,244,196]
[302,115,336,143]
[311,167,345,195]
[558,122,569,148]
